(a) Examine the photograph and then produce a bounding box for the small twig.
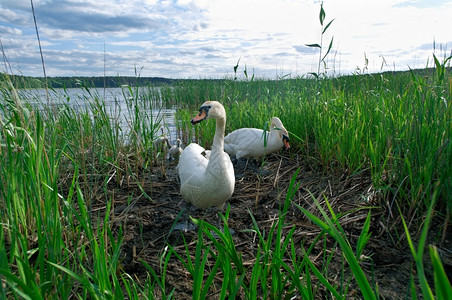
[273,158,283,187]
[255,179,260,207]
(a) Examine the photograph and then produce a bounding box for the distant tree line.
[1,66,450,89]
[0,73,176,89]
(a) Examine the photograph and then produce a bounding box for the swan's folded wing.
[224,151,235,184]
[178,143,209,201]
[224,128,268,158]
[224,128,261,150]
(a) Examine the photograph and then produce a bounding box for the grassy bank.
[168,67,451,217]
[0,60,451,298]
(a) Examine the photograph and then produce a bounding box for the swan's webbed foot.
[209,212,236,238]
[172,219,198,232]
[172,201,197,232]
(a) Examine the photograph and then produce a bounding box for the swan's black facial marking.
[282,134,290,149]
[191,105,211,124]
[200,105,211,115]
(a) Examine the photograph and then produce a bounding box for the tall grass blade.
[296,195,377,299]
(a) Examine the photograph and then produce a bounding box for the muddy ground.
[94,151,451,299]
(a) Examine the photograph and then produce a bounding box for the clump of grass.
[0,75,168,298]
[297,194,378,299]
[399,186,452,299]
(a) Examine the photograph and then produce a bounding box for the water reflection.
[20,87,180,144]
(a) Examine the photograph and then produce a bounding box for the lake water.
[20,87,180,144]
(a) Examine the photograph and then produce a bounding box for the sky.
[1,0,451,79]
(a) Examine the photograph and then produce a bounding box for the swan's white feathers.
[178,143,208,186]
[177,101,235,209]
[224,117,290,159]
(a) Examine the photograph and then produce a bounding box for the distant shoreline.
[1,66,449,89]
[1,74,177,89]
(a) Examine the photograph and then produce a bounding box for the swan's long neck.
[205,114,227,177]
[211,116,226,154]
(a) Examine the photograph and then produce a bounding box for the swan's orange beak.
[191,109,207,124]
[282,134,290,150]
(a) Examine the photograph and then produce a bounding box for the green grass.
[1,56,451,298]
[0,79,165,298]
[171,63,451,217]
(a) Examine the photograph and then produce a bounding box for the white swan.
[177,101,235,209]
[169,139,183,160]
[223,117,290,160]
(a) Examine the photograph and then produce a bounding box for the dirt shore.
[92,151,451,299]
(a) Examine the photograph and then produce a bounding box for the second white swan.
[223,117,290,160]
